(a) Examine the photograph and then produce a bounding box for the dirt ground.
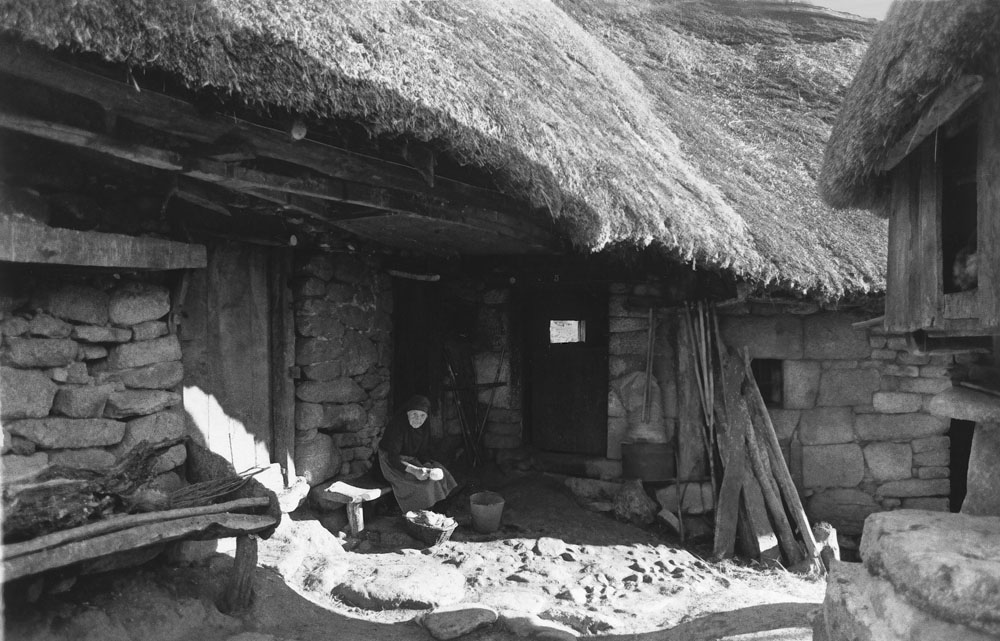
[4,473,825,641]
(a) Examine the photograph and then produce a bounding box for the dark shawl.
[378,395,431,472]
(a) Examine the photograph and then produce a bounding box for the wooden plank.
[916,142,943,328]
[882,75,984,171]
[978,84,1000,328]
[712,349,747,560]
[0,215,206,269]
[737,470,780,562]
[2,497,269,560]
[885,157,914,332]
[4,513,275,581]
[220,534,258,614]
[322,482,392,503]
[676,317,707,480]
[745,420,803,565]
[269,248,297,485]
[942,290,979,319]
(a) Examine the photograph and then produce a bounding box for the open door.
[526,287,608,455]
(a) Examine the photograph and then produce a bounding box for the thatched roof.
[1,0,881,297]
[821,0,1000,211]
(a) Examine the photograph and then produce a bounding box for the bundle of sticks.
[684,303,820,572]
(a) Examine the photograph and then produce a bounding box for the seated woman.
[378,394,457,512]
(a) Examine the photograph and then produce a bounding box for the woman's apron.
[378,450,457,512]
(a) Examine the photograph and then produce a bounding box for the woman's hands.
[404,462,444,481]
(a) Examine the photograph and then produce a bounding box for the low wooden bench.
[317,479,393,535]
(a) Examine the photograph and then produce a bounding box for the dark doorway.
[391,278,443,413]
[525,287,609,455]
[949,418,975,512]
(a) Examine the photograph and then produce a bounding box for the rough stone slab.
[66,362,91,385]
[963,423,1000,516]
[719,315,803,359]
[301,360,344,381]
[7,417,125,448]
[5,337,78,368]
[114,410,186,455]
[1,316,28,337]
[107,335,181,370]
[782,361,821,409]
[104,390,181,418]
[294,432,340,486]
[296,379,366,404]
[798,407,854,445]
[102,360,184,390]
[79,345,108,360]
[130,320,168,341]
[534,537,567,557]
[803,314,871,360]
[3,435,36,455]
[47,366,69,383]
[917,466,950,480]
[863,442,912,481]
[420,604,499,640]
[37,284,108,325]
[808,489,880,535]
[912,436,949,453]
[295,402,326,431]
[71,325,132,343]
[2,452,50,482]
[823,559,994,641]
[855,414,948,441]
[860,510,1000,637]
[324,403,368,433]
[655,482,713,515]
[896,378,951,395]
[875,479,949,498]
[53,383,116,418]
[152,443,187,474]
[27,313,72,338]
[873,392,923,414]
[49,447,117,469]
[295,336,344,365]
[1,366,57,419]
[296,314,345,339]
[501,613,578,641]
[108,282,170,326]
[929,387,1000,423]
[913,449,949,466]
[803,444,864,488]
[883,364,920,377]
[817,369,880,407]
[332,555,466,610]
[614,479,658,524]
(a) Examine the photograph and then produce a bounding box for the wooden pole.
[270,248,297,486]
[744,416,804,566]
[676,310,707,479]
[642,306,655,423]
[712,351,747,560]
[221,534,258,613]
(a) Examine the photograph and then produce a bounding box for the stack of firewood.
[684,304,820,571]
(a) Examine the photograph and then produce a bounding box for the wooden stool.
[321,481,393,535]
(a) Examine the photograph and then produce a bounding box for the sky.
[806,0,893,20]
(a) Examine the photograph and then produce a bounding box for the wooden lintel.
[0,43,529,220]
[0,216,207,269]
[882,75,984,172]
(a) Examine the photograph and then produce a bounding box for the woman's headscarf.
[402,394,431,414]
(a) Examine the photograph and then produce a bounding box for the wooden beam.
[269,248,297,486]
[0,43,530,220]
[882,75,984,172]
[0,215,207,269]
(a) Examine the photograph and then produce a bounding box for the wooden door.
[181,241,273,472]
[526,287,608,454]
[391,278,443,413]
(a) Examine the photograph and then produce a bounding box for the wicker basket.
[403,515,458,546]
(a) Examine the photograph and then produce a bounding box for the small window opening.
[750,359,783,408]
[549,320,586,344]
[941,125,979,294]
[949,418,975,512]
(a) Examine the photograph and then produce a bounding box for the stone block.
[108,282,170,326]
[38,284,108,325]
[325,403,367,432]
[782,361,821,409]
[919,365,951,378]
[802,444,864,488]
[341,331,378,377]
[295,336,344,365]
[608,389,627,418]
[296,313,345,339]
[302,361,344,381]
[4,435,36,455]
[1,316,28,337]
[294,432,340,487]
[870,349,898,360]
[917,466,950,479]
[47,367,69,382]
[104,390,181,418]
[293,277,327,298]
[339,306,373,332]
[110,361,184,390]
[3,452,49,482]
[860,510,1000,638]
[803,314,871,359]
[609,330,648,355]
[420,604,498,640]
[372,381,390,400]
[53,384,115,418]
[962,423,1000,516]
[296,378,366,404]
[897,352,931,366]
[869,336,887,348]
[71,325,132,343]
[27,313,72,338]
[863,442,912,481]
[1,366,57,419]
[798,407,854,445]
[655,482,713,515]
[79,345,108,360]
[901,497,950,511]
[296,298,337,317]
[5,338,78,368]
[807,488,881,535]
[913,449,949,466]
[719,315,803,359]
[325,282,354,303]
[115,410,186,454]
[873,392,923,414]
[49,448,116,469]
[7,417,125,448]
[107,335,181,369]
[474,352,512,408]
[817,369,880,406]
[609,355,644,378]
[896,377,951,394]
[131,320,168,341]
[882,364,920,377]
[66,362,91,385]
[855,414,948,441]
[152,443,187,474]
[875,478,949,498]
[296,402,326,430]
[607,416,628,460]
[299,255,335,281]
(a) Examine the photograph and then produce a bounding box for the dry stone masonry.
[292,253,392,485]
[1,276,185,486]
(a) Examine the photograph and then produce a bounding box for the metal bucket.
[469,491,505,533]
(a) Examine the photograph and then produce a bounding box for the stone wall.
[1,275,186,488]
[291,253,392,485]
[720,306,955,538]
